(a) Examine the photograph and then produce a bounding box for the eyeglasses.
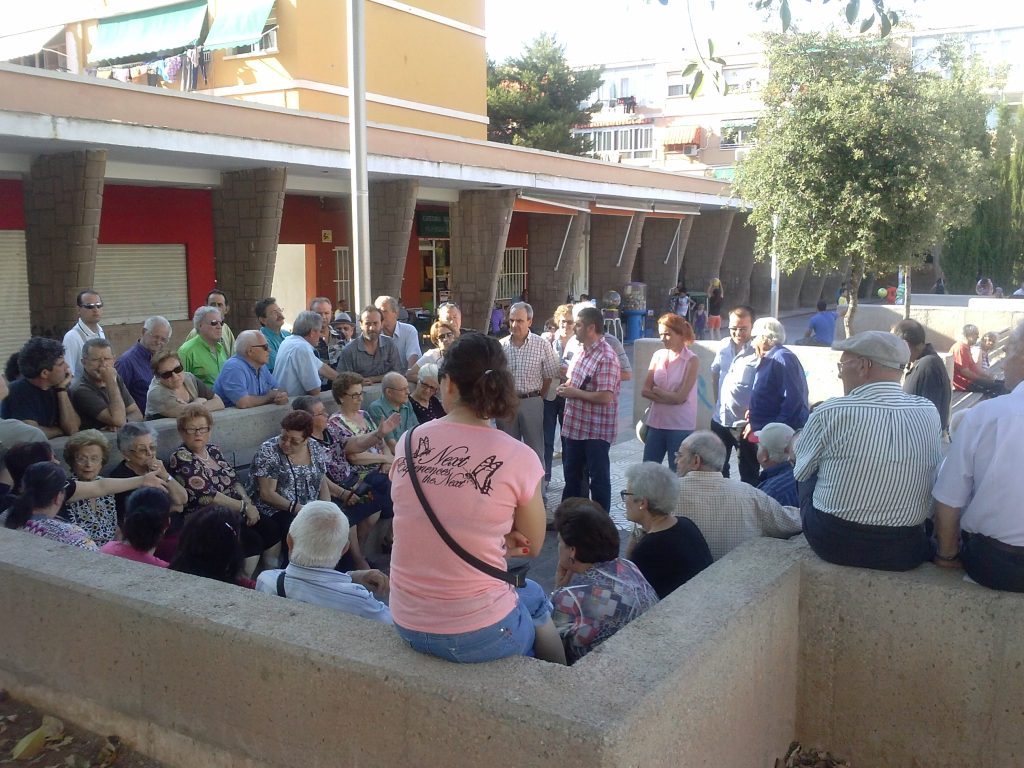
[206,320,223,327]
[343,391,362,399]
[619,490,635,501]
[128,444,156,456]
[386,386,409,394]
[420,382,438,391]
[183,426,211,436]
[158,364,184,379]
[437,333,454,341]
[80,302,104,310]
[836,358,866,375]
[250,344,269,351]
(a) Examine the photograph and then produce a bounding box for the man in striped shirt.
[794,331,942,571]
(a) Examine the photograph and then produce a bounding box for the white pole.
[347,0,371,313]
[770,213,780,318]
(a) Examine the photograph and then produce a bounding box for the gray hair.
[382,371,406,390]
[291,395,319,414]
[963,324,979,337]
[751,316,786,345]
[288,501,350,568]
[234,329,264,357]
[374,295,399,313]
[116,421,158,454]
[81,337,112,360]
[509,301,534,320]
[418,362,439,384]
[624,462,678,517]
[309,297,332,311]
[292,310,324,338]
[143,316,171,335]
[192,305,221,331]
[1006,320,1024,361]
[682,431,727,474]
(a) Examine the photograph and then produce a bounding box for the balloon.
[877,288,888,298]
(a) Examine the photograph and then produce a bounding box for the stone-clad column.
[779,265,807,312]
[527,212,587,326]
[449,189,516,331]
[718,213,756,311]
[23,150,106,338]
[213,168,288,332]
[681,210,734,293]
[799,271,827,309]
[748,257,772,317]
[588,212,647,302]
[636,217,692,312]
[369,179,418,299]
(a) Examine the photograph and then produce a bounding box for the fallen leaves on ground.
[776,741,852,767]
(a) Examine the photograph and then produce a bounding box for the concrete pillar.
[588,212,646,303]
[799,271,827,309]
[449,189,516,331]
[636,217,692,312]
[681,210,734,292]
[213,168,288,332]
[527,212,587,325]
[820,257,851,307]
[23,150,106,338]
[369,179,418,299]
[749,258,772,317]
[718,213,756,311]
[779,265,807,312]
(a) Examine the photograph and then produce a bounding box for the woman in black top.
[623,461,712,599]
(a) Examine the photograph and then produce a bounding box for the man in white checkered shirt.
[674,430,801,560]
[498,302,560,479]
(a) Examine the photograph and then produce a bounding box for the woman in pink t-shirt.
[389,333,566,664]
[641,313,699,472]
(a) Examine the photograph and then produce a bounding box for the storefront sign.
[416,210,450,238]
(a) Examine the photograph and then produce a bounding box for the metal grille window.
[93,244,189,324]
[720,119,759,148]
[333,246,352,311]
[496,248,527,302]
[0,232,31,364]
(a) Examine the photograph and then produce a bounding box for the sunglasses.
[206,320,224,327]
[158,364,184,379]
[80,302,104,310]
[251,343,269,351]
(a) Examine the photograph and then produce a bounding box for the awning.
[662,125,701,146]
[514,196,588,216]
[0,26,64,62]
[202,0,275,51]
[88,0,208,65]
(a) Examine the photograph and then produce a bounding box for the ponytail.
[4,462,67,530]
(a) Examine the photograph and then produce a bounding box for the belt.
[517,391,541,398]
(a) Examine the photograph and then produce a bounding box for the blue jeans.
[642,427,692,473]
[394,579,553,663]
[562,438,612,514]
[542,396,565,481]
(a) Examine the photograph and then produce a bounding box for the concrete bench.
[48,385,382,472]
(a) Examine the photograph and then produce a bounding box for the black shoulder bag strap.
[276,571,287,597]
[404,425,527,588]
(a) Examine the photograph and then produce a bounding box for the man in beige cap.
[793,331,942,571]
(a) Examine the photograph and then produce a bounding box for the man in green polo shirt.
[178,306,229,387]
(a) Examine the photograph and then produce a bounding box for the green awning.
[88,0,208,65]
[203,0,275,51]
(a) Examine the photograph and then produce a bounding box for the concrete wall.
[848,304,1024,350]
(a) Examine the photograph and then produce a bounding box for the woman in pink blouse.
[641,313,699,472]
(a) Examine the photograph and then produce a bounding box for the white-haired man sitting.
[256,501,392,623]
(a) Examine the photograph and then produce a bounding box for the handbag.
[403,425,529,588]
[636,405,651,444]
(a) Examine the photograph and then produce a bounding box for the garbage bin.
[622,309,646,343]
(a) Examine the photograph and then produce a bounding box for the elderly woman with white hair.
[747,316,809,434]
[409,362,445,423]
[622,462,712,599]
[255,500,392,622]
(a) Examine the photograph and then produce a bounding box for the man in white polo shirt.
[63,289,105,377]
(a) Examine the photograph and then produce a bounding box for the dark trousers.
[562,438,611,514]
[967,380,1007,398]
[543,396,565,482]
[799,475,932,571]
[710,419,759,485]
[961,532,1024,592]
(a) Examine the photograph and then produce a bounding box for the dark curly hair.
[552,498,620,564]
[17,337,66,379]
[438,333,518,421]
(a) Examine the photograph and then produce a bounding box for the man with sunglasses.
[214,330,289,409]
[63,290,106,378]
[177,306,229,387]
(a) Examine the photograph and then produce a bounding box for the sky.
[484,0,1024,66]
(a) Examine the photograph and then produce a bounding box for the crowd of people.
[1,283,1022,667]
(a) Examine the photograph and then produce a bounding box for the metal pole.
[347,0,371,313]
[770,214,780,318]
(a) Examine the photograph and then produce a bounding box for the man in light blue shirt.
[274,311,338,396]
[214,330,289,408]
[256,501,392,623]
[709,305,759,484]
[375,294,422,370]
[367,371,418,451]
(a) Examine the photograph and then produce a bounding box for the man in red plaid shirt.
[558,305,621,513]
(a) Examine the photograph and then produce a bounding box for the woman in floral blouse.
[169,404,280,575]
[62,430,118,546]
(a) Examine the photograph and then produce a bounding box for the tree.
[942,105,1024,293]
[733,32,993,332]
[487,33,603,155]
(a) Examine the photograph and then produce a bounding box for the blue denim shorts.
[395,579,553,663]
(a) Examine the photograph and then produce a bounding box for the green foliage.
[943,106,1024,292]
[733,33,994,293]
[486,33,603,155]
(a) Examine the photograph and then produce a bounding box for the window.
[667,83,692,97]
[496,248,527,302]
[575,126,652,159]
[720,120,758,148]
[227,8,278,56]
[0,232,31,364]
[93,245,189,324]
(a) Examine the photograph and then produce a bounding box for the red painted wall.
[507,212,528,249]
[279,195,348,304]
[99,185,215,311]
[0,180,25,229]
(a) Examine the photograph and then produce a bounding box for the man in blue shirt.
[754,422,798,507]
[798,301,838,347]
[367,371,418,451]
[214,330,289,408]
[255,297,290,371]
[748,317,809,432]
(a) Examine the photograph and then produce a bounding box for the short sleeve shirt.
[274,335,323,395]
[214,356,279,407]
[336,336,404,379]
[177,335,229,387]
[70,374,135,430]
[1,379,59,428]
